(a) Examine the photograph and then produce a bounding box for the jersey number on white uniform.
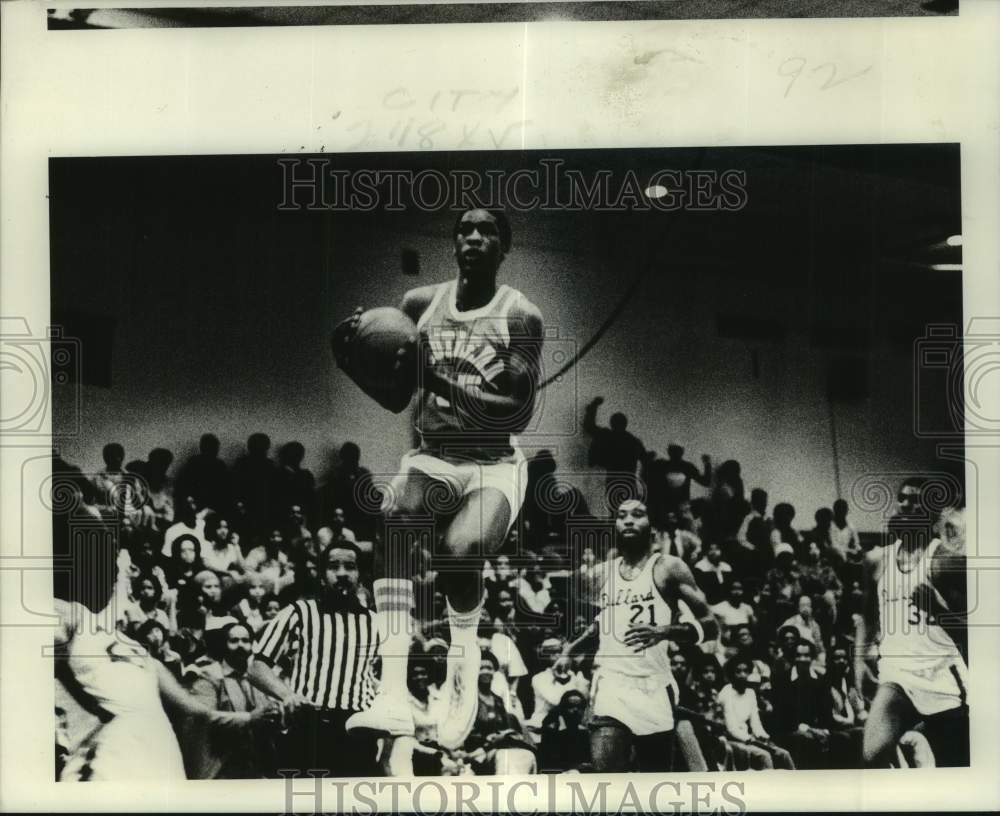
[628,603,656,626]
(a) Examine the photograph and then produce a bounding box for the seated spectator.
[825,642,865,768]
[260,594,282,626]
[171,585,210,672]
[477,608,529,722]
[230,573,268,635]
[201,513,245,582]
[538,689,591,772]
[383,656,457,776]
[328,507,357,543]
[122,572,171,631]
[162,495,210,557]
[134,619,184,681]
[717,658,794,770]
[711,580,757,636]
[780,595,826,666]
[771,639,844,769]
[455,652,536,775]
[693,542,733,606]
[807,508,835,560]
[516,558,552,616]
[183,621,282,778]
[483,553,517,594]
[528,639,589,732]
[278,552,320,606]
[167,533,207,593]
[244,529,294,595]
[277,441,316,527]
[726,624,771,684]
[192,570,234,631]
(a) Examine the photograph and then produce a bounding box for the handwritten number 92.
[779,57,873,98]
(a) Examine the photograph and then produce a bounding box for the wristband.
[683,620,705,645]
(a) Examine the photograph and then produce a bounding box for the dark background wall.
[49,145,963,532]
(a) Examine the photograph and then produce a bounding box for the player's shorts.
[878,657,969,717]
[589,669,676,736]
[382,447,528,535]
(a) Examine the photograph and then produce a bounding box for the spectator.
[92,442,127,508]
[737,488,773,579]
[662,444,713,513]
[135,619,184,681]
[245,529,294,595]
[176,433,232,517]
[521,450,589,549]
[233,433,281,539]
[383,656,457,776]
[277,441,317,526]
[771,503,802,558]
[825,642,865,768]
[278,552,321,606]
[772,639,840,769]
[711,580,757,637]
[201,513,245,582]
[322,442,374,541]
[693,541,733,606]
[582,397,645,503]
[122,572,171,632]
[829,499,861,566]
[477,608,529,722]
[127,447,176,531]
[717,658,794,770]
[456,651,536,775]
[329,507,357,543]
[654,507,702,564]
[703,460,747,549]
[528,639,589,731]
[162,496,209,558]
[516,558,552,616]
[538,689,591,772]
[167,534,207,593]
[183,621,282,778]
[780,595,826,664]
[230,573,268,635]
[193,570,232,629]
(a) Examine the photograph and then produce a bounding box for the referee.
[248,541,379,777]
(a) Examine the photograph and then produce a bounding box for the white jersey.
[594,553,684,678]
[876,539,965,671]
[55,608,185,781]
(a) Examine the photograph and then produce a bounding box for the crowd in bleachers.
[52,414,938,777]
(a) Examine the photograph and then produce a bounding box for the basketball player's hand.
[331,306,364,370]
[623,623,668,651]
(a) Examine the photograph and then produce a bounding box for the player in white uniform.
[562,499,718,771]
[856,491,969,767]
[339,209,542,752]
[54,563,271,780]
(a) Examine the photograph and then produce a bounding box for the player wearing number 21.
[561,499,718,772]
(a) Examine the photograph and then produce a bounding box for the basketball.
[334,306,418,412]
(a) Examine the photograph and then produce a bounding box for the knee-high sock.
[447,596,485,661]
[373,578,414,698]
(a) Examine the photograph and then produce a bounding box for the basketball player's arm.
[155,662,277,727]
[420,300,544,426]
[560,620,598,661]
[625,556,718,649]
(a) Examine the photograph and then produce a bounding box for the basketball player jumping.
[335,208,543,750]
[856,483,969,768]
[561,499,718,771]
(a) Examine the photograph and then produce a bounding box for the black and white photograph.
[46,0,958,30]
[46,144,971,783]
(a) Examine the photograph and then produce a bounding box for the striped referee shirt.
[253,599,378,712]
